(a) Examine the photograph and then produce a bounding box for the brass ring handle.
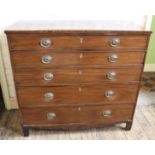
[103,110,112,117]
[110,38,120,47]
[105,90,114,98]
[107,72,117,80]
[47,113,56,120]
[42,55,53,64]
[44,73,54,80]
[40,38,52,48]
[108,54,118,62]
[44,92,54,100]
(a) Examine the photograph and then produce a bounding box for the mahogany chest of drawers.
[5,21,151,136]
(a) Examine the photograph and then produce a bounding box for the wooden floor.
[0,73,155,140]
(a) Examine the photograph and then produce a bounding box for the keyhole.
[78,107,81,111]
[78,70,82,75]
[80,37,84,44]
[79,53,83,59]
[78,87,82,92]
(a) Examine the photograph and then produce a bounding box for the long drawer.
[14,67,142,86]
[9,35,148,50]
[11,51,145,67]
[17,84,139,107]
[21,104,134,125]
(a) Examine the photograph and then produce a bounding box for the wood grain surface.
[17,83,139,107]
[11,51,146,67]
[21,104,134,125]
[8,35,148,50]
[5,29,151,136]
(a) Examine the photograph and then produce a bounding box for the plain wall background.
[146,15,155,64]
[0,0,155,29]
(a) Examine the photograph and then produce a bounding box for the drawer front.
[14,67,142,86]
[17,84,139,107]
[9,35,148,50]
[21,104,134,125]
[11,51,145,67]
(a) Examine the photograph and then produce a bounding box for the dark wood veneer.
[21,104,134,125]
[8,35,148,50]
[5,28,151,136]
[14,67,142,86]
[11,51,146,67]
[17,83,139,107]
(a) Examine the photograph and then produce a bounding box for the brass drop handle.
[105,90,114,98]
[47,113,56,120]
[42,55,53,64]
[44,73,54,80]
[108,54,118,62]
[110,38,120,47]
[44,92,54,100]
[107,71,117,80]
[40,38,52,48]
[103,110,112,117]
